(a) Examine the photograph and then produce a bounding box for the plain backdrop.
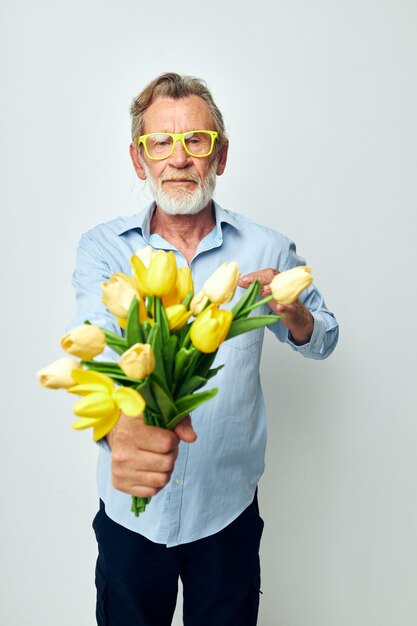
[1,1,416,625]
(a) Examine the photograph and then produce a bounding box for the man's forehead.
[143,95,214,133]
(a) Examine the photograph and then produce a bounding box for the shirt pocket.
[224,327,265,351]
[214,328,264,423]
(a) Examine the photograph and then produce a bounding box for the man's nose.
[168,139,191,167]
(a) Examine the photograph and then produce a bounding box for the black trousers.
[93,494,264,626]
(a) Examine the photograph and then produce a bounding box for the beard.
[141,157,218,216]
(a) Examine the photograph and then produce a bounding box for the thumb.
[174,414,197,443]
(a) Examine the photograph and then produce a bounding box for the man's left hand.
[238,269,314,345]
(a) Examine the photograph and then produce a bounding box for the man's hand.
[107,413,197,498]
[239,269,314,345]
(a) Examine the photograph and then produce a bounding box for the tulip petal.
[114,387,146,417]
[67,383,111,397]
[131,255,148,296]
[60,324,106,360]
[72,392,117,418]
[117,316,127,330]
[70,369,115,393]
[102,273,138,318]
[134,245,157,268]
[71,416,104,430]
[92,411,121,441]
[146,251,177,297]
[37,357,82,389]
[165,304,192,332]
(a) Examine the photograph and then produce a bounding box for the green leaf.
[205,364,224,381]
[175,323,191,347]
[147,323,166,380]
[182,348,201,380]
[232,280,261,319]
[163,335,178,387]
[166,388,218,430]
[150,378,177,424]
[154,297,170,345]
[137,380,159,413]
[226,314,281,340]
[126,296,143,347]
[176,375,208,397]
[141,321,152,342]
[173,347,193,383]
[182,289,194,309]
[196,351,218,378]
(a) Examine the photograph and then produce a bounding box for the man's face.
[130,95,228,215]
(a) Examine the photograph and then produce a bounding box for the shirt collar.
[116,201,241,240]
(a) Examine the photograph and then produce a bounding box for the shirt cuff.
[96,437,111,452]
[287,313,326,355]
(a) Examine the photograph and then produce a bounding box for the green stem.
[146,295,154,319]
[182,328,192,349]
[238,294,273,317]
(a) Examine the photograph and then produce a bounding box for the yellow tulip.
[68,369,145,441]
[165,304,192,332]
[162,266,194,308]
[118,343,155,379]
[131,250,177,298]
[134,245,157,268]
[190,290,209,316]
[146,250,178,297]
[202,262,240,304]
[60,324,106,360]
[190,304,233,353]
[176,267,194,301]
[37,357,82,389]
[102,273,138,318]
[270,266,313,305]
[130,255,148,298]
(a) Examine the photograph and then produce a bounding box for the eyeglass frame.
[136,130,219,160]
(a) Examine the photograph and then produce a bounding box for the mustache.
[161,171,200,183]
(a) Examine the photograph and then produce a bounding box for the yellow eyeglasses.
[137,130,219,160]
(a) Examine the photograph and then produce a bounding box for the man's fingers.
[174,414,197,443]
[112,415,180,454]
[238,268,278,288]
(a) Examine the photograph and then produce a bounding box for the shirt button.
[174,477,182,486]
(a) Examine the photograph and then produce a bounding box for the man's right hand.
[107,413,197,498]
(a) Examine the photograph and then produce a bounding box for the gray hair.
[130,72,227,147]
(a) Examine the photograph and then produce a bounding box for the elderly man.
[71,72,338,625]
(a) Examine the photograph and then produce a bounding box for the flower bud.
[146,250,178,297]
[102,273,138,318]
[190,304,233,353]
[176,267,194,301]
[190,291,209,316]
[162,267,194,308]
[203,262,240,304]
[165,304,191,332]
[270,266,313,305]
[60,324,106,360]
[134,245,157,268]
[37,357,82,389]
[118,343,155,379]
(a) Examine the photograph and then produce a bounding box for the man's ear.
[216,141,229,176]
[130,143,147,180]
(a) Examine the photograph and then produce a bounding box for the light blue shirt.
[71,202,339,547]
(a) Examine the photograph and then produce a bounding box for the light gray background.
[1,1,416,624]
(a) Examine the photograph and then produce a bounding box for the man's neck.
[150,202,216,264]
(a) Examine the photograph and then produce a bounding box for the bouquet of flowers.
[38,248,313,516]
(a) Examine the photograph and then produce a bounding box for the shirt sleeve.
[69,231,121,451]
[70,232,120,334]
[267,239,339,360]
